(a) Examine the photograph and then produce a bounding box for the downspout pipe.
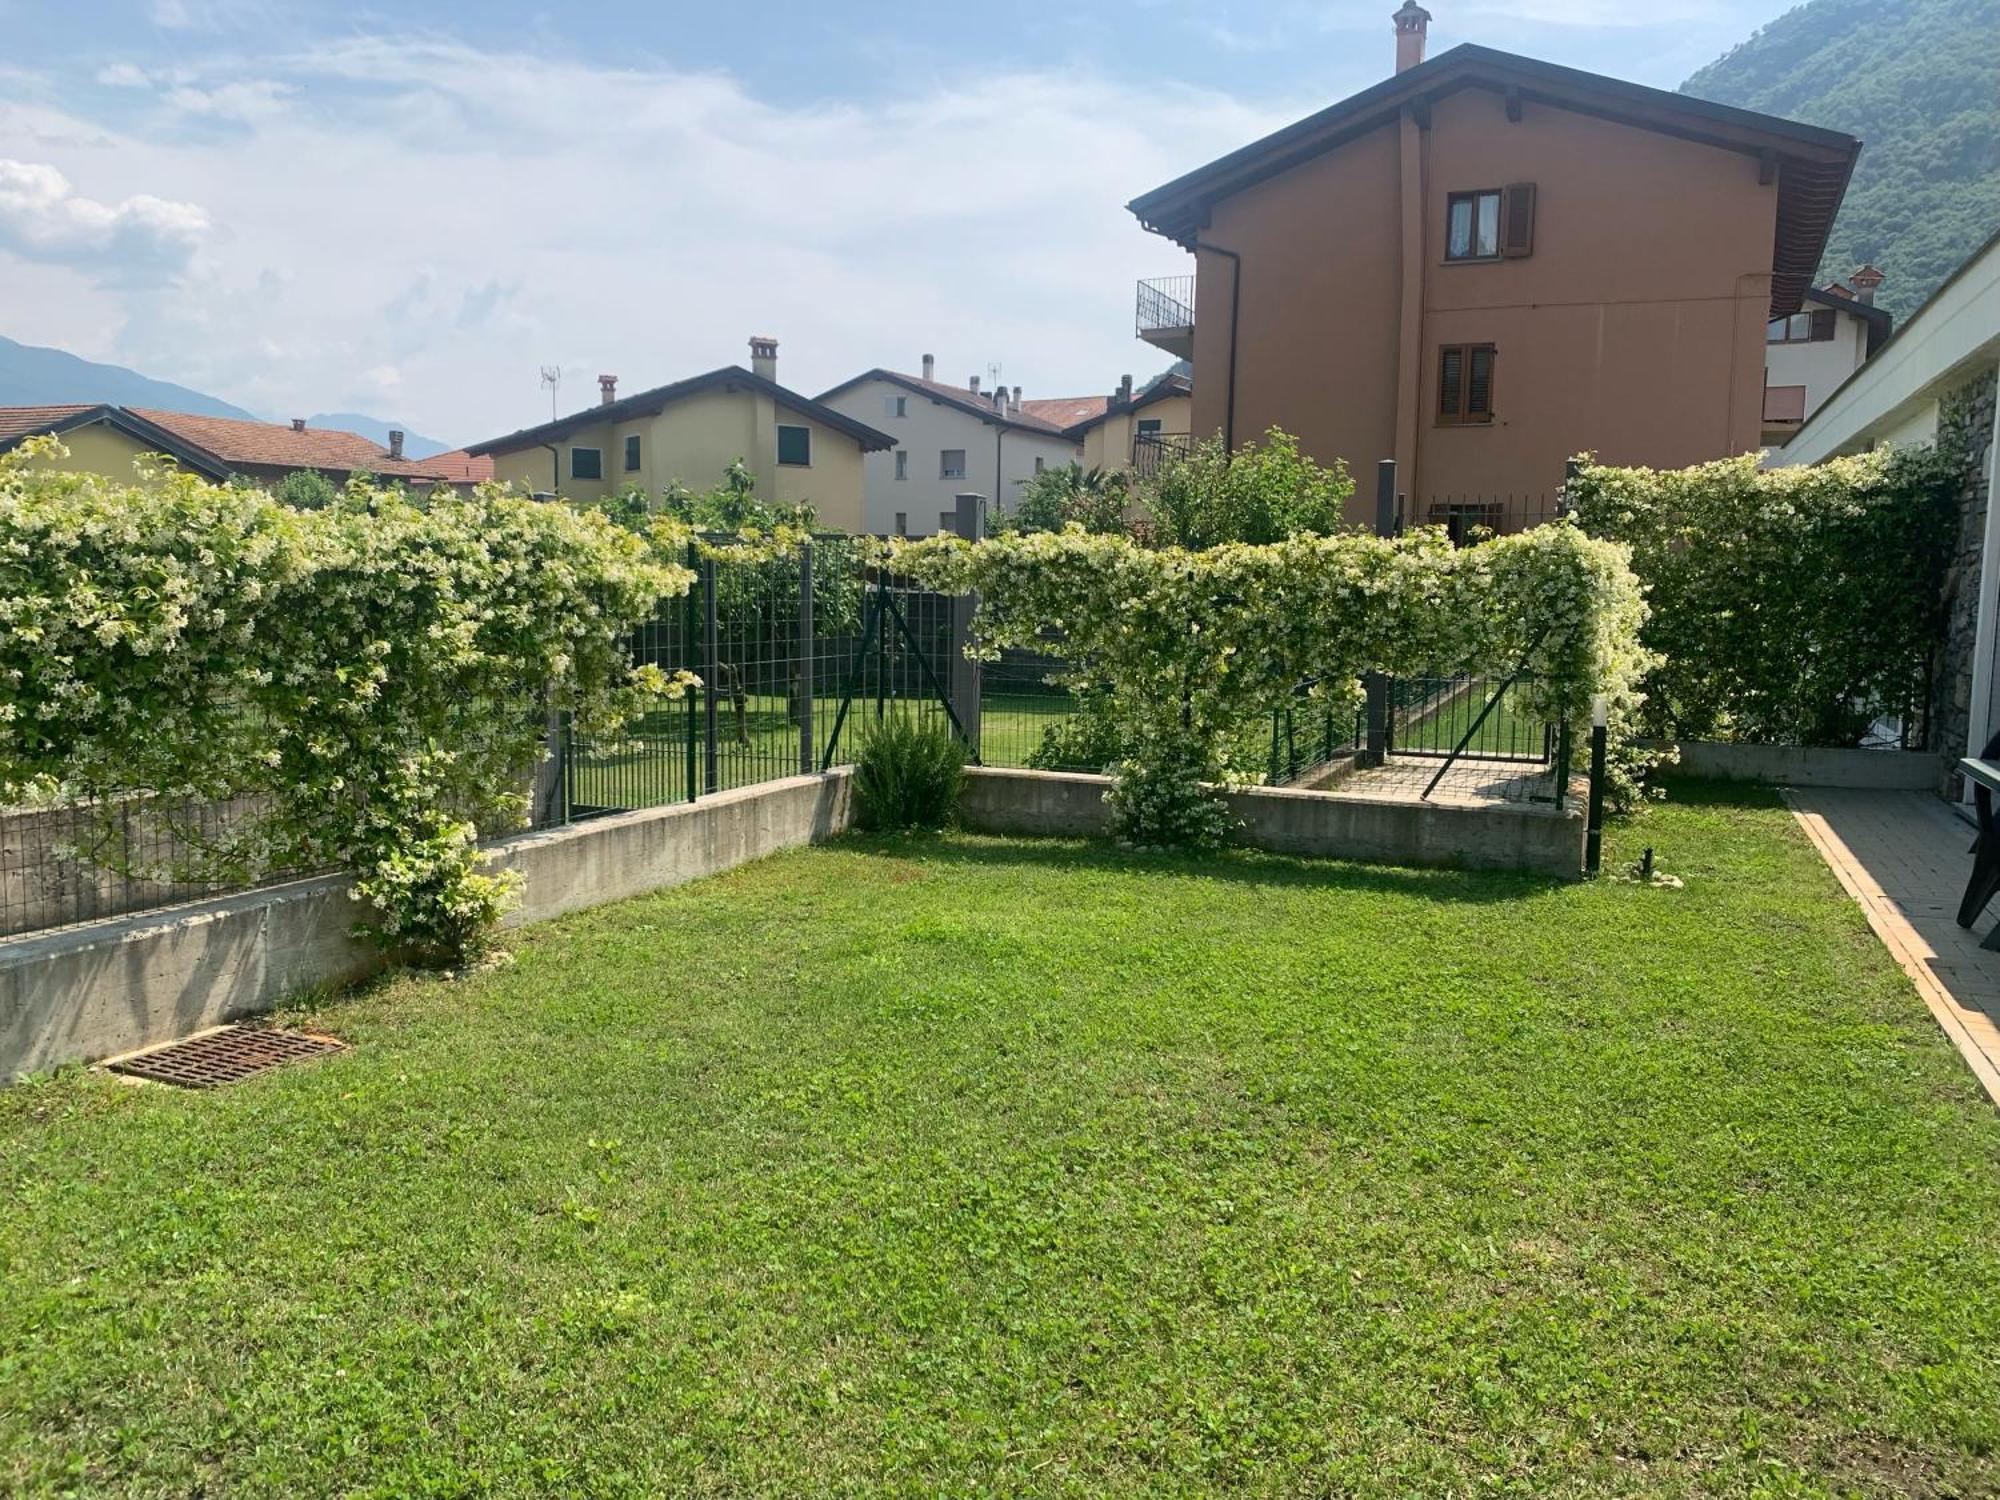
[540,441,560,495]
[1198,242,1243,452]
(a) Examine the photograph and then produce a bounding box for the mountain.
[0,334,458,454]
[303,413,451,460]
[1681,0,2000,322]
[0,334,258,419]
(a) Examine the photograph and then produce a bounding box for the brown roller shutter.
[1500,182,1536,258]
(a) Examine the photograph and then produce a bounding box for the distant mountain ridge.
[1682,0,2000,321]
[0,335,454,456]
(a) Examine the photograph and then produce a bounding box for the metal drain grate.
[107,1025,346,1088]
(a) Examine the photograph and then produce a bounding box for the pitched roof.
[1128,42,1859,320]
[1060,374,1194,438]
[467,366,896,455]
[0,404,94,442]
[1021,395,1110,430]
[126,408,472,481]
[815,369,1077,437]
[416,449,496,484]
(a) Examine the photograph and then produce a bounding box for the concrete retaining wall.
[0,771,854,1082]
[1646,740,1942,790]
[960,767,1583,880]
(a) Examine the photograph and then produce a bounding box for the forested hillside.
[1683,0,1998,321]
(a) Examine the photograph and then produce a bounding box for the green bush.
[852,714,968,832]
[1568,447,1960,746]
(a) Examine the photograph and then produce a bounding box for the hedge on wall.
[0,440,691,963]
[899,522,1652,846]
[1566,448,1961,747]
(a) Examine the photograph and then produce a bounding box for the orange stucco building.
[1128,5,1859,528]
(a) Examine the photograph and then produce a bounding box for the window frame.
[1436,343,1498,427]
[776,424,812,468]
[1767,309,1838,344]
[893,449,908,481]
[622,434,641,473]
[940,448,967,481]
[570,445,603,480]
[1444,189,1503,263]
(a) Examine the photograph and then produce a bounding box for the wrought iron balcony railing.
[1131,430,1192,478]
[1135,276,1195,355]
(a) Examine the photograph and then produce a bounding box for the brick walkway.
[1786,788,2000,1105]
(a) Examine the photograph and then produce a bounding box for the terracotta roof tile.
[1021,395,1109,430]
[0,404,95,442]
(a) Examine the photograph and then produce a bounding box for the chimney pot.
[1850,264,1886,306]
[1012,385,1022,411]
[291,418,306,432]
[388,428,405,460]
[1392,1,1431,74]
[969,375,981,395]
[921,353,936,382]
[598,373,617,406]
[748,336,778,382]
[1118,373,1134,403]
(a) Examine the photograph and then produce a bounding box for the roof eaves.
[0,404,236,480]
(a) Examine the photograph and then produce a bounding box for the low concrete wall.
[1646,739,1942,790]
[0,771,854,1082]
[959,768,1582,880]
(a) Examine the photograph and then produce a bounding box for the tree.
[1137,428,1354,550]
[1007,462,1131,535]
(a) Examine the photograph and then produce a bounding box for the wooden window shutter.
[1809,307,1837,341]
[1466,345,1495,419]
[1439,345,1465,421]
[1500,182,1536,258]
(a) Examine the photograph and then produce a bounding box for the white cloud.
[1458,0,1731,25]
[0,41,1297,440]
[95,63,152,89]
[0,159,208,284]
[161,79,292,122]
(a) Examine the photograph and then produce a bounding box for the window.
[894,511,908,536]
[623,434,641,472]
[1445,184,1535,262]
[894,449,908,480]
[885,394,908,418]
[570,446,602,480]
[940,448,966,480]
[1034,456,1045,475]
[1766,309,1837,344]
[1437,344,1497,425]
[1137,417,1163,436]
[1763,384,1808,424]
[777,424,811,467]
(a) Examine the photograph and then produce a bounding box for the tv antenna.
[539,365,562,420]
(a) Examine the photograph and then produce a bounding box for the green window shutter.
[777,425,811,466]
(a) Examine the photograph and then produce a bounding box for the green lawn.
[5,784,2000,1495]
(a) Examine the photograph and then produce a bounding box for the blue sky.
[0,0,1795,444]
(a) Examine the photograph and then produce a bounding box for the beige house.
[1126,2,1860,525]
[1062,373,1194,477]
[0,404,490,489]
[1761,270,1892,442]
[468,341,891,532]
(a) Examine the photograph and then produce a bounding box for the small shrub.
[853,714,968,832]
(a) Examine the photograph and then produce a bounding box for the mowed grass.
[5,783,2000,1496]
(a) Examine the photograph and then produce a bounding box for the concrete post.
[945,492,985,758]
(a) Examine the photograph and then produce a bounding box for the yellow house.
[1064,374,1194,478]
[0,405,234,481]
[466,341,892,532]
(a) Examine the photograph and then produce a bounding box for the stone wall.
[1935,368,1999,796]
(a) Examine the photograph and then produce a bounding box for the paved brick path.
[1787,787,2000,1105]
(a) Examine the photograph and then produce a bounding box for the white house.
[817,356,1084,535]
[1770,233,2000,794]
[1760,267,1893,442]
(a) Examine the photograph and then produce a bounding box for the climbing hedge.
[900,522,1652,847]
[0,441,690,963]
[1567,448,1961,746]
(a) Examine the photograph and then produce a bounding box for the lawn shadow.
[844,828,1566,907]
[1648,774,1788,810]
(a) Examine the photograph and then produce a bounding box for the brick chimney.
[598,374,617,406]
[1393,1,1431,73]
[388,429,405,460]
[291,418,306,432]
[1850,265,1886,306]
[1117,373,1134,405]
[1012,385,1022,413]
[749,336,778,382]
[921,352,936,382]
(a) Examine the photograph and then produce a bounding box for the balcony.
[1135,275,1195,359]
[1131,430,1192,478]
